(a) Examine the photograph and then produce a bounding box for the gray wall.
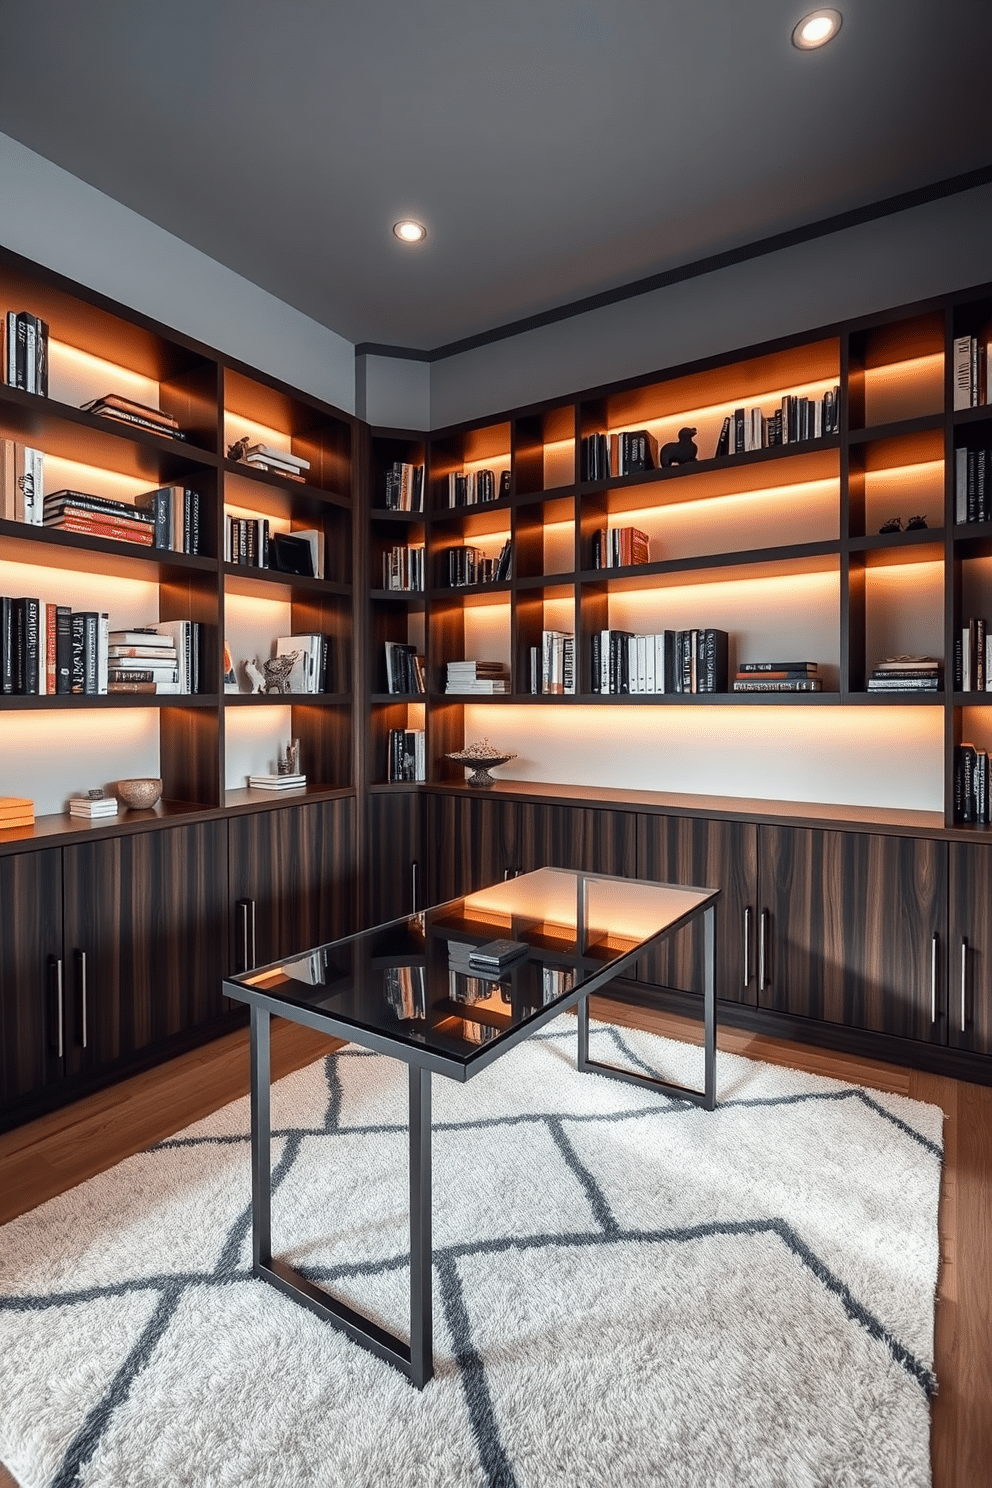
[356,352,430,430]
[428,183,992,429]
[0,132,356,413]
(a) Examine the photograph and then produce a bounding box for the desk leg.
[409,1065,433,1389]
[577,993,590,1070]
[703,904,716,1112]
[250,1005,272,1270]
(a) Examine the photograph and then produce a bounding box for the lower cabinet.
[636,815,758,1004]
[0,847,63,1110]
[948,842,992,1056]
[757,826,947,1044]
[366,789,424,926]
[229,797,357,972]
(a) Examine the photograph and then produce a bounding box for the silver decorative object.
[263,652,300,694]
[446,738,517,788]
[279,738,301,775]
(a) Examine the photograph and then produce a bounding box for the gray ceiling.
[1,1,990,351]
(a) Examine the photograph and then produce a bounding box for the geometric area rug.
[0,1017,944,1488]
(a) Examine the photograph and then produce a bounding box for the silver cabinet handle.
[411,860,419,914]
[250,899,257,970]
[960,939,968,1033]
[77,949,88,1049]
[55,956,64,1059]
[758,910,767,992]
[236,899,255,972]
[931,932,938,1024]
[743,906,751,987]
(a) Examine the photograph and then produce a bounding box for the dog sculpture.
[660,427,698,468]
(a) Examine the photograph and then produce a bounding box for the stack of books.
[445,660,509,695]
[0,796,34,830]
[595,628,728,694]
[44,489,155,546]
[384,642,425,694]
[591,526,650,568]
[2,311,48,394]
[236,443,310,482]
[867,656,942,694]
[385,462,425,511]
[0,441,43,523]
[108,632,180,694]
[68,794,119,820]
[1,600,110,696]
[582,430,657,479]
[533,631,575,695]
[81,394,185,440]
[733,661,822,693]
[387,728,425,781]
[248,772,306,791]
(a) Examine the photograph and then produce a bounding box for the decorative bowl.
[446,739,517,789]
[117,777,163,809]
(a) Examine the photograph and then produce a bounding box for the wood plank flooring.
[0,1006,989,1488]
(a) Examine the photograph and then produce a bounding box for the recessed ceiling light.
[393,220,427,243]
[792,9,842,48]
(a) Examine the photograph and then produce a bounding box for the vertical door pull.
[55,956,64,1059]
[411,860,419,914]
[76,949,88,1049]
[236,899,256,973]
[960,939,968,1034]
[930,933,938,1024]
[743,907,752,988]
[758,911,767,993]
[250,899,257,971]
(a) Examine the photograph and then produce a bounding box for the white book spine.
[954,335,973,411]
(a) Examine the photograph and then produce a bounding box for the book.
[3,312,48,394]
[737,661,819,674]
[108,629,176,647]
[81,394,179,430]
[248,773,307,790]
[67,796,119,817]
[732,678,823,691]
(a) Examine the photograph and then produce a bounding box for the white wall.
[0,132,356,413]
[429,183,992,428]
[356,353,430,430]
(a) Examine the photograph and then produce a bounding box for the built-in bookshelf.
[368,287,992,831]
[0,244,356,826]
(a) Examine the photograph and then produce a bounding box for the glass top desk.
[223,867,720,1388]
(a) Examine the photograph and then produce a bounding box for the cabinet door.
[516,803,637,877]
[427,793,521,903]
[229,798,357,971]
[367,790,424,925]
[62,821,230,1076]
[948,842,992,1056]
[0,849,63,1110]
[635,815,758,1003]
[758,825,946,1043]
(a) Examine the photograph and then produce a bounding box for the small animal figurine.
[244,658,266,694]
[905,514,928,530]
[879,517,902,533]
[227,435,251,461]
[660,427,698,468]
[263,652,301,694]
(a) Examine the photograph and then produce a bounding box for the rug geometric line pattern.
[0,1019,944,1488]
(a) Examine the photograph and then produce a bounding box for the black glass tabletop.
[224,867,717,1079]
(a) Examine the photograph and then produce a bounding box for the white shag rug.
[0,1018,943,1488]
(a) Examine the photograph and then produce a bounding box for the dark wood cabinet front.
[948,842,992,1056]
[758,825,947,1043]
[428,793,521,902]
[229,798,357,972]
[635,815,758,1004]
[0,848,63,1109]
[367,790,424,925]
[515,803,637,878]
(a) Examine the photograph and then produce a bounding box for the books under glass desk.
[223,866,719,1388]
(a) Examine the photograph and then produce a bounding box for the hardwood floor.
[0,1007,989,1488]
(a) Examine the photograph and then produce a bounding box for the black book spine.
[591,632,601,694]
[734,408,745,453]
[55,605,72,694]
[0,597,12,695]
[190,488,200,555]
[321,634,331,692]
[19,598,39,695]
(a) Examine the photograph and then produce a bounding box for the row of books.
[83,394,185,442]
[582,431,656,481]
[446,469,510,507]
[0,613,202,695]
[955,744,991,824]
[385,461,425,512]
[955,447,992,524]
[532,631,575,695]
[0,443,43,523]
[866,657,941,694]
[714,389,841,455]
[44,485,201,553]
[734,661,822,693]
[590,526,650,568]
[446,660,509,695]
[231,441,309,480]
[223,522,322,576]
[952,335,990,411]
[387,728,426,782]
[271,633,335,693]
[957,622,992,693]
[382,544,424,591]
[2,311,48,395]
[442,541,512,587]
[593,629,729,694]
[384,641,426,695]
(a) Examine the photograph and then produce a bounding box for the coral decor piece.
[446,738,517,788]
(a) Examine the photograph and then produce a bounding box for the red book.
[51,515,154,546]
